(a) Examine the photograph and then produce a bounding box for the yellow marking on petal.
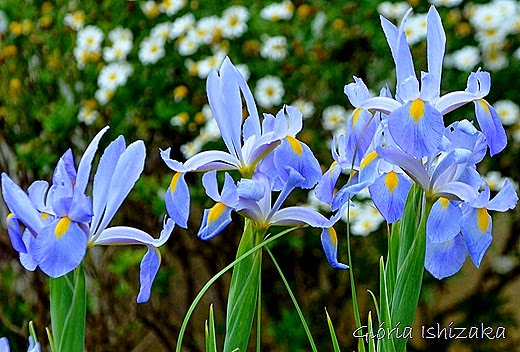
[55,217,72,239]
[410,99,425,124]
[6,212,14,221]
[41,213,50,220]
[360,150,378,169]
[352,108,362,130]
[384,171,399,194]
[328,227,338,246]
[286,136,303,156]
[208,202,227,224]
[477,208,490,233]
[169,172,182,193]
[477,99,491,115]
[329,161,338,173]
[439,197,450,210]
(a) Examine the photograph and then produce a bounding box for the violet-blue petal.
[425,234,467,280]
[388,99,444,158]
[0,338,9,352]
[344,76,371,107]
[426,198,461,243]
[426,5,445,100]
[32,218,88,277]
[369,171,411,223]
[273,138,321,189]
[269,206,329,227]
[137,245,161,303]
[198,203,233,240]
[27,180,49,212]
[75,126,109,194]
[165,172,190,228]
[434,181,478,203]
[6,213,26,253]
[315,161,342,205]
[486,179,518,212]
[460,206,492,267]
[1,173,44,234]
[20,231,38,271]
[202,170,220,202]
[376,147,430,189]
[93,218,175,247]
[474,99,507,156]
[321,227,348,270]
[220,173,239,207]
[237,178,265,202]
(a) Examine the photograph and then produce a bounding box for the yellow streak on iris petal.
[439,197,450,210]
[477,208,490,233]
[41,213,50,220]
[328,227,338,246]
[286,136,303,156]
[477,99,491,115]
[352,108,362,130]
[55,217,72,239]
[170,172,182,193]
[410,99,425,124]
[208,202,227,224]
[384,171,399,194]
[360,150,378,169]
[6,212,14,221]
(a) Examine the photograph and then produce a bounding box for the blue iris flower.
[2,127,174,302]
[162,57,346,270]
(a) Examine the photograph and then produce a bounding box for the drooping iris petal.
[461,206,492,267]
[320,227,348,270]
[377,147,430,189]
[137,246,161,303]
[369,171,411,223]
[426,197,461,243]
[220,173,239,207]
[165,172,190,228]
[387,99,444,158]
[315,161,342,205]
[1,173,44,235]
[198,202,233,240]
[269,206,329,227]
[202,170,220,202]
[32,218,88,277]
[486,179,518,211]
[20,231,38,271]
[6,213,26,253]
[425,234,467,280]
[0,338,9,352]
[474,99,507,156]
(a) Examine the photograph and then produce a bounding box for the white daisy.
[150,22,172,43]
[95,87,115,105]
[260,35,288,61]
[159,0,186,16]
[377,2,409,20]
[291,99,314,119]
[181,139,203,158]
[260,1,294,21]
[170,13,195,40]
[97,62,133,90]
[77,25,104,53]
[492,255,517,275]
[64,10,85,31]
[484,171,506,191]
[235,64,250,81]
[404,13,428,46]
[103,40,132,62]
[138,36,165,65]
[322,105,348,132]
[221,5,249,39]
[445,46,480,71]
[108,27,133,45]
[494,100,520,125]
[255,76,285,109]
[140,1,160,19]
[428,0,463,7]
[177,36,199,56]
[78,107,100,125]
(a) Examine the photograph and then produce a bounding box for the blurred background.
[0,0,519,351]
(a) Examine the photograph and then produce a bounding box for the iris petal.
[369,171,411,223]
[426,198,461,243]
[425,234,466,279]
[461,207,492,267]
[165,172,190,228]
[474,100,507,156]
[137,246,161,303]
[321,227,348,270]
[198,203,233,240]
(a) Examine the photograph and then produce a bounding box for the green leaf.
[325,308,341,352]
[266,247,318,352]
[224,219,264,352]
[50,264,87,352]
[367,312,376,352]
[205,304,217,352]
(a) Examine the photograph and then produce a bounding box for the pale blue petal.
[33,219,88,277]
[486,179,518,212]
[165,172,189,228]
[315,162,342,205]
[461,206,492,267]
[27,181,49,212]
[94,141,146,235]
[202,170,220,202]
[434,181,479,202]
[93,219,174,247]
[358,97,402,114]
[1,173,44,234]
[220,173,239,207]
[75,126,109,194]
[90,136,126,234]
[344,76,370,107]
[237,179,265,201]
[136,246,161,303]
[398,75,420,101]
[376,147,429,189]
[321,228,348,270]
[426,198,461,243]
[273,139,322,189]
[435,91,475,115]
[6,214,26,253]
[20,231,38,271]
[369,172,412,223]
[426,5,445,100]
[270,206,330,227]
[0,337,9,352]
[425,234,466,279]
[474,100,507,156]
[198,203,233,240]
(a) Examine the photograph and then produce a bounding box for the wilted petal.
[426,198,461,243]
[321,227,348,270]
[425,234,466,279]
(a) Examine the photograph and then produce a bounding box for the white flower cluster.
[466,0,520,70]
[141,0,186,18]
[73,25,104,69]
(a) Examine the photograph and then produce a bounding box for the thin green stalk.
[265,247,318,352]
[256,266,262,352]
[175,227,298,352]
